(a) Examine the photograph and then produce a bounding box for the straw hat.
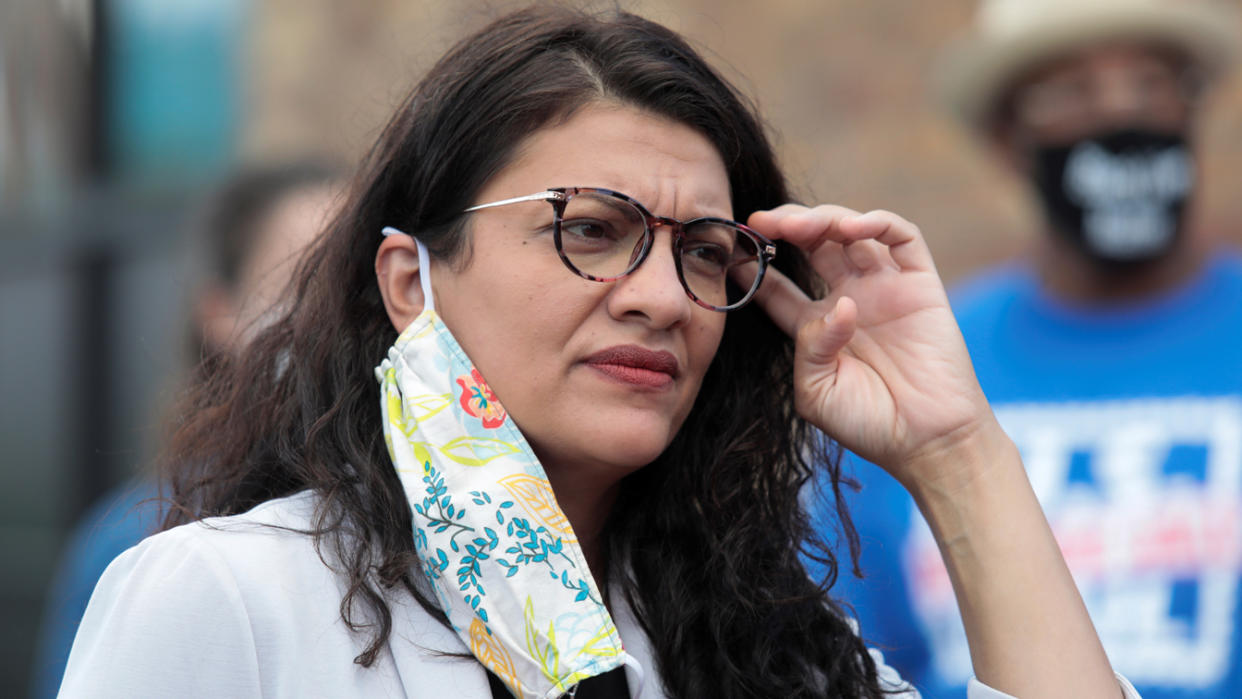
[939,0,1240,128]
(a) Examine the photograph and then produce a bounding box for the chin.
[581,414,680,469]
[599,438,670,471]
[541,414,680,476]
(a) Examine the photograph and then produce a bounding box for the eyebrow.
[581,193,640,217]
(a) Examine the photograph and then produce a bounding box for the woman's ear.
[375,233,427,331]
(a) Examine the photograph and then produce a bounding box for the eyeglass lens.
[555,191,763,309]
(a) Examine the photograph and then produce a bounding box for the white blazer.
[59,491,1135,698]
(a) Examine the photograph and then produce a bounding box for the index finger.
[838,210,936,273]
[750,205,935,274]
[747,204,861,254]
[747,205,852,286]
[746,264,816,339]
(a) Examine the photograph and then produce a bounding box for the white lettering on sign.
[904,396,1242,688]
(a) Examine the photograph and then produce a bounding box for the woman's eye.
[562,219,621,241]
[683,241,731,269]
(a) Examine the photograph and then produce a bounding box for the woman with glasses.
[60,7,1134,699]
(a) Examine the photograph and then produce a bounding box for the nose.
[605,227,694,329]
[1094,71,1148,122]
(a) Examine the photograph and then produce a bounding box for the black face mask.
[1030,128,1194,266]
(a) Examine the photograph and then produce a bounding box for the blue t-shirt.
[815,251,1242,698]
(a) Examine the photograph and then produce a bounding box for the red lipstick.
[583,345,679,389]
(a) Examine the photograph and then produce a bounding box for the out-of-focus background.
[2,1,1240,696]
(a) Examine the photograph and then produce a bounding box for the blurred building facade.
[240,0,1242,279]
[2,1,1241,696]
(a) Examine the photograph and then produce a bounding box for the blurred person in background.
[819,0,1242,697]
[31,162,341,699]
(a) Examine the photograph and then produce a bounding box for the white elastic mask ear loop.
[381,226,436,314]
[415,238,436,314]
[623,654,647,698]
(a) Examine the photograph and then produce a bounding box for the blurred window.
[105,0,246,186]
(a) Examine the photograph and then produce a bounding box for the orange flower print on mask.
[457,368,507,428]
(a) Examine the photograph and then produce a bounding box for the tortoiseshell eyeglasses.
[464,186,775,311]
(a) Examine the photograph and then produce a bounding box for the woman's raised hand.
[749,204,1127,698]
[747,204,1001,490]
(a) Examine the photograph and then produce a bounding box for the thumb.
[798,296,857,368]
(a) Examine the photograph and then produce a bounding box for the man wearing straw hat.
[821,1,1242,697]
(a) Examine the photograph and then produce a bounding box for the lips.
[582,345,679,389]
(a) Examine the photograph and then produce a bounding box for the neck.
[542,463,622,595]
[1032,226,1210,304]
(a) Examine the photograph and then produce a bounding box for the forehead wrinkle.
[587,107,731,218]
[600,153,731,216]
[648,175,732,222]
[484,104,732,220]
[565,163,730,221]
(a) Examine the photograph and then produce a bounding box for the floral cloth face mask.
[374,228,644,698]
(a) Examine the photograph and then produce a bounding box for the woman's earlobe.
[375,233,426,331]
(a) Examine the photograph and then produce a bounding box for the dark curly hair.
[162,6,881,697]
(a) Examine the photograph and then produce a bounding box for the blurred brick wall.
[242,0,1242,284]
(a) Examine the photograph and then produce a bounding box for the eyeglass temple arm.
[462,191,565,212]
